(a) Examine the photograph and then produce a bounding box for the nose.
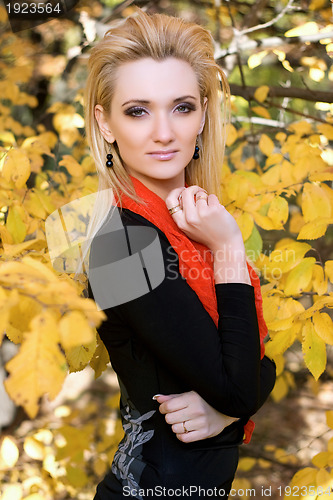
[152,112,175,144]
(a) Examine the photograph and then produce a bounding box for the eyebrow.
[121,95,198,107]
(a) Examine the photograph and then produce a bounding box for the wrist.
[210,237,246,257]
[213,251,251,285]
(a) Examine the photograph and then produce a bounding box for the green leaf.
[244,224,263,263]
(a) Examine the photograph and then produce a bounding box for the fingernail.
[152,394,163,400]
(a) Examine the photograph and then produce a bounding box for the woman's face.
[95,57,207,196]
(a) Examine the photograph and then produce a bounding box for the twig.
[236,0,294,36]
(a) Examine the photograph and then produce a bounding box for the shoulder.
[89,207,177,269]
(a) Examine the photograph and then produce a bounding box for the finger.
[176,430,206,443]
[152,394,176,403]
[181,186,208,223]
[170,420,193,434]
[158,396,189,415]
[195,192,209,205]
[207,193,220,206]
[164,407,189,424]
[165,187,185,212]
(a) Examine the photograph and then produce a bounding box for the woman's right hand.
[165,185,244,254]
[153,391,239,443]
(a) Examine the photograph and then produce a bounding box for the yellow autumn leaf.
[248,50,268,69]
[302,183,331,222]
[6,205,27,244]
[310,67,325,82]
[288,120,313,136]
[259,134,274,156]
[59,155,83,178]
[24,191,47,219]
[66,464,89,487]
[282,60,294,72]
[5,311,68,417]
[295,296,333,322]
[313,312,333,345]
[325,260,333,282]
[264,327,297,357]
[302,320,326,380]
[289,212,305,234]
[0,436,19,467]
[1,485,23,500]
[316,468,332,490]
[24,436,45,460]
[33,189,56,215]
[235,212,254,241]
[297,218,333,240]
[284,257,316,296]
[21,256,58,282]
[238,457,256,471]
[317,123,333,140]
[290,467,317,487]
[251,212,275,231]
[261,165,281,186]
[285,22,319,38]
[225,175,249,208]
[312,452,330,468]
[0,131,16,145]
[265,153,283,168]
[251,106,271,119]
[312,264,328,295]
[226,123,238,146]
[271,375,288,402]
[65,336,97,372]
[269,240,311,274]
[59,310,95,349]
[308,172,333,182]
[267,196,289,228]
[90,333,110,379]
[254,85,270,103]
[2,148,31,188]
[2,238,46,259]
[6,295,42,344]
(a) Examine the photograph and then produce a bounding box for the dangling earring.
[193,140,200,160]
[106,143,113,168]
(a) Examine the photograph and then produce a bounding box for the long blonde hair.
[80,9,230,276]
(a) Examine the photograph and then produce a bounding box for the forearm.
[212,242,251,285]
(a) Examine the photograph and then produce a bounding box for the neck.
[129,172,185,201]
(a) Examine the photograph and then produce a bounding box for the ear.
[94,105,116,143]
[198,97,208,135]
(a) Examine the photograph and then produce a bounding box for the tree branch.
[215,31,333,59]
[230,84,333,104]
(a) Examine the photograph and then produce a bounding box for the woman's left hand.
[153,391,239,443]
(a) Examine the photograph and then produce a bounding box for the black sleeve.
[257,356,276,409]
[88,210,275,418]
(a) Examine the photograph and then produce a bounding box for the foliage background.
[0,0,333,498]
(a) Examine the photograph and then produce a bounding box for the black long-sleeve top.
[87,207,276,499]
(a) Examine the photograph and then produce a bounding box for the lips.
[147,150,178,161]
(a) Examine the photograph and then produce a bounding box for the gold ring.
[168,205,182,215]
[195,194,208,201]
[183,421,189,433]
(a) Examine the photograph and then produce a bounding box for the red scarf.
[117,175,267,443]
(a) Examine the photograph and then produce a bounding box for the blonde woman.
[85,10,276,499]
